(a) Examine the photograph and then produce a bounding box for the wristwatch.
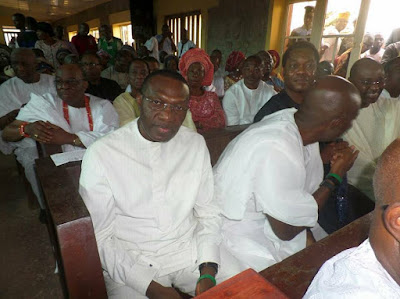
[199,262,218,274]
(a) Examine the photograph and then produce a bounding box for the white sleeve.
[222,89,240,126]
[194,141,222,265]
[79,146,158,296]
[253,141,318,227]
[76,101,119,147]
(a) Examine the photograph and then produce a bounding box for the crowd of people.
[1,11,400,298]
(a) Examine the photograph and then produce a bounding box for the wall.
[153,0,219,51]
[52,0,130,34]
[207,0,270,57]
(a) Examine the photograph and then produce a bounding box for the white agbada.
[343,95,400,200]
[0,74,55,154]
[304,239,400,298]
[15,92,118,208]
[320,26,341,62]
[214,108,322,271]
[178,40,196,58]
[79,120,239,297]
[223,79,276,125]
[145,36,159,62]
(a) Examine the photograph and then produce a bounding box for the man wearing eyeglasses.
[2,63,119,217]
[343,58,400,201]
[80,53,122,102]
[305,139,400,298]
[79,70,240,298]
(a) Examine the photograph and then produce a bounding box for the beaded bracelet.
[19,122,30,138]
[197,274,216,286]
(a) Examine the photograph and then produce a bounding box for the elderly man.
[3,63,118,211]
[215,76,361,272]
[254,41,319,122]
[305,139,400,298]
[343,58,399,201]
[80,53,122,102]
[223,55,276,125]
[98,24,123,66]
[0,48,55,155]
[71,23,97,56]
[101,50,133,90]
[79,70,240,298]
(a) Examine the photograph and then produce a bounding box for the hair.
[12,13,25,20]
[37,22,55,37]
[243,55,262,66]
[25,17,37,31]
[116,49,134,60]
[164,55,179,67]
[80,52,100,62]
[282,41,319,67]
[211,49,222,56]
[141,69,188,96]
[129,58,150,73]
[143,56,159,65]
[383,57,400,75]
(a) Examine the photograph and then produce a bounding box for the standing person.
[305,139,400,298]
[80,53,122,102]
[224,51,246,91]
[98,24,123,66]
[215,75,361,272]
[178,28,196,58]
[143,33,159,62]
[223,56,276,125]
[361,33,385,62]
[288,6,315,46]
[34,22,75,68]
[320,12,350,62]
[179,48,225,131]
[208,49,225,98]
[79,70,240,298]
[54,25,65,41]
[158,24,176,55]
[16,16,38,48]
[71,23,97,56]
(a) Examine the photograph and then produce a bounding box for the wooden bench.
[260,212,372,299]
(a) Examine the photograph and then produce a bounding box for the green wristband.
[197,274,216,286]
[327,173,343,184]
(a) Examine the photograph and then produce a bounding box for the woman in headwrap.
[179,48,225,131]
[268,49,284,82]
[256,50,284,92]
[224,51,245,91]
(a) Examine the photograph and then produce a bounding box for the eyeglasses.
[357,79,384,87]
[80,62,101,67]
[55,79,84,87]
[142,96,188,113]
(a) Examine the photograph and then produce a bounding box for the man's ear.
[136,93,143,106]
[383,203,400,243]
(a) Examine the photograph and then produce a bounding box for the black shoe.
[39,209,47,224]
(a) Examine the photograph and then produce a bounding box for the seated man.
[101,50,133,90]
[214,76,361,272]
[3,63,118,210]
[79,70,240,298]
[343,58,400,201]
[254,41,319,122]
[223,56,276,125]
[80,53,122,102]
[304,139,400,298]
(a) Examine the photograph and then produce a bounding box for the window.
[112,22,133,46]
[68,31,77,42]
[90,28,99,42]
[2,26,20,46]
[165,10,202,49]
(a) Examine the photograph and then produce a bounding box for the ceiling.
[0,0,112,22]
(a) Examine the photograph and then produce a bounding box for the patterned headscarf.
[179,48,214,86]
[225,51,245,72]
[268,50,280,69]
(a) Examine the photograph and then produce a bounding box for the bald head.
[373,139,400,205]
[11,48,39,83]
[296,75,361,143]
[349,58,384,108]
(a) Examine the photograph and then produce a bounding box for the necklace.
[63,95,93,131]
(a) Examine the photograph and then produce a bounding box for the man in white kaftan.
[3,64,118,209]
[215,76,361,272]
[80,70,240,298]
[223,56,276,125]
[305,139,400,298]
[0,48,55,155]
